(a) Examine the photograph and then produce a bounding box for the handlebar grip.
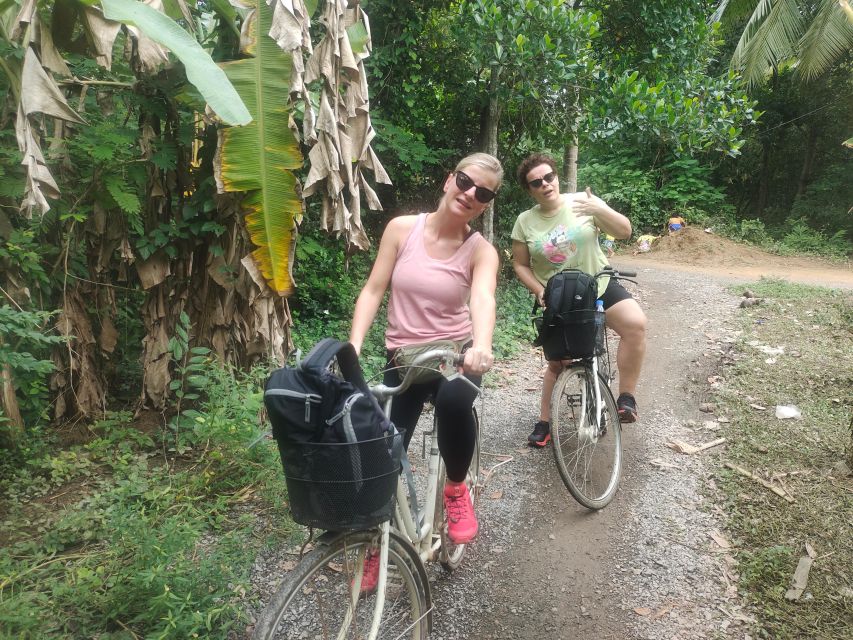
[615,270,637,278]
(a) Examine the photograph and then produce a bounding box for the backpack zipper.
[264,389,322,422]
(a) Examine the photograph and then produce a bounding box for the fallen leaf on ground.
[652,605,673,619]
[666,437,726,455]
[489,490,503,500]
[709,529,732,549]
[634,607,652,616]
[749,403,767,411]
[785,554,815,601]
[650,458,680,470]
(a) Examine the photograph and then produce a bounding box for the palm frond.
[797,0,853,81]
[712,0,762,24]
[732,0,806,86]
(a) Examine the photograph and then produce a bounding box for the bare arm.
[571,189,632,239]
[464,240,499,375]
[349,217,414,354]
[512,240,545,307]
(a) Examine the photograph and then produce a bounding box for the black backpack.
[534,269,600,360]
[264,338,402,530]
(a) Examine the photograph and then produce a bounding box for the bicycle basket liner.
[264,338,400,529]
[537,269,600,360]
[276,432,403,530]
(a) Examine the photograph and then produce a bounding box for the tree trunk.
[51,285,109,420]
[562,87,580,192]
[137,197,293,410]
[795,125,818,200]
[480,64,502,244]
[563,142,578,193]
[0,352,24,449]
[755,141,771,218]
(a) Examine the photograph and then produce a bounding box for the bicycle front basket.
[275,432,403,531]
[541,309,599,360]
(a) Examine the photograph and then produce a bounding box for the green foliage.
[0,306,65,424]
[167,311,213,452]
[735,218,768,244]
[590,67,759,160]
[100,0,251,125]
[779,219,851,258]
[0,363,289,638]
[493,278,536,358]
[577,157,733,232]
[370,116,454,194]
[739,545,795,599]
[290,228,387,372]
[790,163,853,238]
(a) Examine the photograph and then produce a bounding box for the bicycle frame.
[342,349,479,639]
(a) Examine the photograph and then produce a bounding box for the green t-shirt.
[511,195,610,295]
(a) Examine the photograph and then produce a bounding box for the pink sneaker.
[444,481,478,544]
[353,549,380,595]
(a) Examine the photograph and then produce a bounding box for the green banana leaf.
[216,0,302,296]
[98,0,251,126]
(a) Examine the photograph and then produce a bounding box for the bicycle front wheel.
[252,530,431,640]
[550,366,622,510]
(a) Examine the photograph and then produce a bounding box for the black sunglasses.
[527,171,557,189]
[455,171,497,203]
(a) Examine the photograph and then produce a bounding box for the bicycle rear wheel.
[252,530,431,640]
[434,407,480,571]
[550,366,622,510]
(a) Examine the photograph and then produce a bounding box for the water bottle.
[594,300,605,354]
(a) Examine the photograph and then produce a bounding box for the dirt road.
[425,253,851,640]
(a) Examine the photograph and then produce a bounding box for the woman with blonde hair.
[349,153,502,577]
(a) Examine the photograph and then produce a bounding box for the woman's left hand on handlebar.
[462,346,493,376]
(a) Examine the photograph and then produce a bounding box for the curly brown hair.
[516,153,558,188]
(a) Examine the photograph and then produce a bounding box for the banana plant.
[215,0,303,296]
[1,0,251,216]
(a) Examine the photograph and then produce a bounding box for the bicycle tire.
[434,407,481,571]
[252,530,431,640]
[550,366,622,510]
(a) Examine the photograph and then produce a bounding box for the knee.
[617,312,647,344]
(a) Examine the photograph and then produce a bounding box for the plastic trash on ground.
[775,405,802,420]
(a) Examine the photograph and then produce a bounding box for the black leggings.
[383,360,481,484]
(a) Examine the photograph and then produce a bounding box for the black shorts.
[599,278,633,310]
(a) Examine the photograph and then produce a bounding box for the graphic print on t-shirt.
[536,224,580,264]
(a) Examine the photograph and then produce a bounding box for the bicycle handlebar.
[594,266,637,280]
[369,349,476,401]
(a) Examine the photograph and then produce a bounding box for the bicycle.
[542,267,636,510]
[252,349,481,640]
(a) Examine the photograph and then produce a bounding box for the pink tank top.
[386,213,484,349]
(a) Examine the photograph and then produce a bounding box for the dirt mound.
[643,227,765,267]
[617,226,853,289]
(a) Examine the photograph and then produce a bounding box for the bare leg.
[539,360,563,422]
[604,298,647,396]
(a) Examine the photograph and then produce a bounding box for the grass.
[710,278,853,639]
[0,364,295,639]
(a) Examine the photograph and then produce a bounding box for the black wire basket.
[275,432,403,531]
[535,309,603,360]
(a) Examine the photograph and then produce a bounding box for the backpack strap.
[300,338,371,396]
[543,274,564,326]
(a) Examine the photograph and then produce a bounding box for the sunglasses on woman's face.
[455,171,497,203]
[527,171,557,189]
